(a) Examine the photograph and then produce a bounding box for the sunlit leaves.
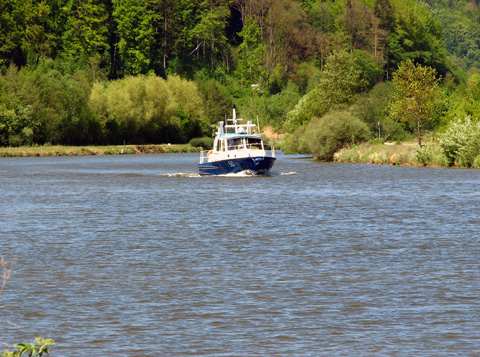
[0,337,54,357]
[389,59,441,146]
[438,116,480,167]
[89,74,205,143]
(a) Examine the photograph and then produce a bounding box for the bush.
[281,125,310,154]
[189,137,213,149]
[414,143,448,166]
[438,116,480,166]
[283,110,371,160]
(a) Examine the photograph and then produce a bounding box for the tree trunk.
[163,10,168,72]
[417,118,422,147]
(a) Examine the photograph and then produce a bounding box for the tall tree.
[0,0,61,67]
[389,60,441,147]
[0,0,23,67]
[191,0,230,70]
[284,50,362,133]
[236,15,264,86]
[306,1,335,69]
[340,0,374,53]
[114,0,155,75]
[61,0,110,62]
[388,0,448,75]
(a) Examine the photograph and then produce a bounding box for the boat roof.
[216,117,261,137]
[218,133,261,138]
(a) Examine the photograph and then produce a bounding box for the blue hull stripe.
[199,157,276,175]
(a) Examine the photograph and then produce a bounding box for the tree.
[236,15,264,86]
[438,116,480,167]
[389,59,441,147]
[340,0,375,53]
[0,0,61,67]
[284,50,362,133]
[388,0,448,75]
[61,0,110,62]
[190,0,230,70]
[114,0,155,75]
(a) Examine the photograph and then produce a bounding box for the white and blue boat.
[199,106,276,175]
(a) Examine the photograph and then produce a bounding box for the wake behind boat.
[198,106,276,176]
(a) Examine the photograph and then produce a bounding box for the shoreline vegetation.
[0,132,476,169]
[334,141,478,169]
[334,141,433,167]
[0,139,458,169]
[0,144,201,158]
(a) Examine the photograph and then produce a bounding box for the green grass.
[0,144,201,158]
[333,141,442,167]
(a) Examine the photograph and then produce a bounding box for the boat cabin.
[214,136,263,152]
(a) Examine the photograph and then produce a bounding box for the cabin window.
[246,138,262,149]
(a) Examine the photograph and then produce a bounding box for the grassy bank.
[0,144,201,158]
[333,140,450,167]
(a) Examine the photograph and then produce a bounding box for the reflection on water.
[1,153,480,356]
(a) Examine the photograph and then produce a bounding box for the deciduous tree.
[236,15,264,86]
[389,59,441,147]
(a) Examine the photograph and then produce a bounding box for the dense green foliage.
[1,0,480,159]
[284,110,371,160]
[389,60,441,146]
[438,116,480,167]
[189,136,214,149]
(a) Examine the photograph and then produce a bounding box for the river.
[1,152,479,356]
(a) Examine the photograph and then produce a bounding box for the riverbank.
[0,140,468,169]
[333,140,452,167]
[0,144,201,158]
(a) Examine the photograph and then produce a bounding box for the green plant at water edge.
[414,143,448,166]
[0,338,54,357]
[438,116,480,167]
[189,137,213,150]
[286,110,370,160]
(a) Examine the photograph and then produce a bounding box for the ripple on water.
[1,154,480,356]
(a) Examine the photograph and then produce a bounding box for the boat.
[198,106,276,175]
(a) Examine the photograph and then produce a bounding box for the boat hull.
[198,156,276,176]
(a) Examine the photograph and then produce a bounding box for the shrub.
[438,116,480,166]
[281,125,309,155]
[305,111,371,160]
[414,143,448,166]
[189,137,213,149]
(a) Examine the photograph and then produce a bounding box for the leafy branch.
[1,338,54,357]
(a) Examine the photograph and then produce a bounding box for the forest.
[2,0,480,165]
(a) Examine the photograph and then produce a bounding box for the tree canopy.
[389,59,441,147]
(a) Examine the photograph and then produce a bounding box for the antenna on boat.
[257,115,260,135]
[233,104,236,120]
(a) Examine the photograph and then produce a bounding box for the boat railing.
[199,150,209,164]
[200,144,275,163]
[264,143,275,158]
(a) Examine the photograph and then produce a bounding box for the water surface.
[1,153,479,356]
